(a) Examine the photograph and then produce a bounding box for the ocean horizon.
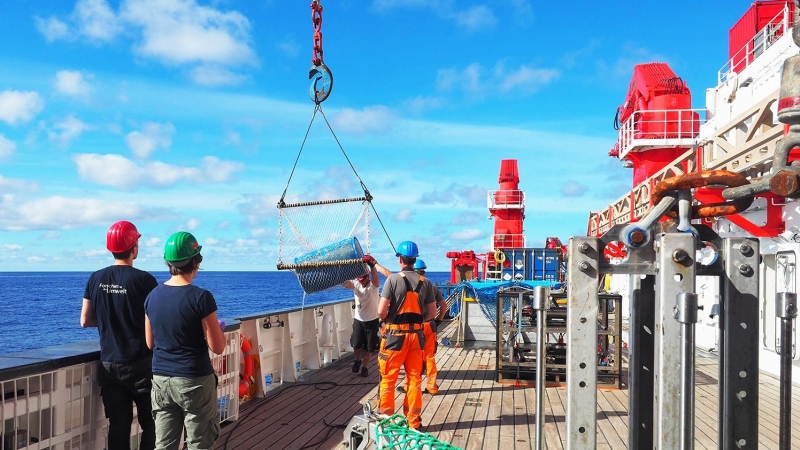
[0,270,452,356]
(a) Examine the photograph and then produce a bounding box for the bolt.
[578,242,590,253]
[672,249,690,263]
[738,264,753,276]
[628,229,647,247]
[578,261,590,272]
[580,317,587,324]
[739,243,753,257]
[769,169,800,197]
[788,305,798,317]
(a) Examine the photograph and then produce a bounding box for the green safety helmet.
[164,231,202,265]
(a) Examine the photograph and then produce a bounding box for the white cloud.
[27,256,46,263]
[449,228,488,241]
[450,210,485,225]
[560,180,589,197]
[205,237,220,245]
[404,96,445,115]
[0,175,38,193]
[275,38,299,57]
[34,16,70,42]
[41,230,61,239]
[125,122,175,158]
[75,0,120,41]
[372,0,496,31]
[36,0,257,86]
[215,220,230,230]
[333,106,396,136]
[250,228,270,238]
[72,153,244,189]
[393,208,416,223]
[419,183,486,207]
[49,114,90,146]
[224,129,241,146]
[0,135,16,160]
[437,62,559,98]
[185,218,202,230]
[234,238,258,247]
[2,244,23,252]
[120,0,256,66]
[54,70,94,98]
[144,237,161,247]
[499,66,560,94]
[0,91,45,125]
[200,156,245,182]
[190,65,248,87]
[454,5,496,30]
[0,195,173,231]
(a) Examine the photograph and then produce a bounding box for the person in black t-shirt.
[81,221,158,450]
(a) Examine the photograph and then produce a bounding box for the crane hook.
[308,64,333,104]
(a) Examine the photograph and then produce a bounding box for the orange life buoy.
[239,335,255,399]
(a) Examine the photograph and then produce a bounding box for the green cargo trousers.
[151,374,219,450]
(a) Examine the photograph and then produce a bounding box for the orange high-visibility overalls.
[378,273,426,429]
[403,320,438,394]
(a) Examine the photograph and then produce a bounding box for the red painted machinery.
[489,159,525,249]
[609,63,700,186]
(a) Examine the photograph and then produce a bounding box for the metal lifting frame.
[565,230,761,450]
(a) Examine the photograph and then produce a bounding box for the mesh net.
[375,414,462,450]
[278,199,371,293]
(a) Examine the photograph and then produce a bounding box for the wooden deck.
[214,322,800,450]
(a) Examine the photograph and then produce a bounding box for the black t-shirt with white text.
[84,265,158,363]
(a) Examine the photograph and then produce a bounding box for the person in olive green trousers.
[145,232,226,450]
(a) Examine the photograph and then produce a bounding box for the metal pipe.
[532,285,551,450]
[776,292,798,450]
[675,292,699,450]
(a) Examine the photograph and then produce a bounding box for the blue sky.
[0,0,750,271]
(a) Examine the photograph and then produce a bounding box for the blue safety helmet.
[395,240,419,257]
[413,259,427,270]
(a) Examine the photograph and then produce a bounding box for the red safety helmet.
[106,221,141,253]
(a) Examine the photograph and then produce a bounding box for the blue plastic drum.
[294,237,369,293]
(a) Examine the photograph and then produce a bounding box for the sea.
[0,271,452,356]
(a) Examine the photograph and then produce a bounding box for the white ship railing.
[487,190,525,210]
[718,5,792,85]
[0,298,356,450]
[616,109,706,160]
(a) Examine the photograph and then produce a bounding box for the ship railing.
[491,234,526,250]
[0,298,356,449]
[718,4,792,85]
[588,148,698,236]
[487,190,525,210]
[616,109,706,160]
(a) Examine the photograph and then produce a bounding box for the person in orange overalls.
[377,241,437,430]
[399,258,448,395]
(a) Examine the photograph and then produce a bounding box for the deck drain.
[465,397,482,406]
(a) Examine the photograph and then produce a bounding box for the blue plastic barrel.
[294,237,368,293]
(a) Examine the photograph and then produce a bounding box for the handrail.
[718,5,792,84]
[616,108,706,160]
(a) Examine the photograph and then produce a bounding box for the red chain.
[311,1,324,66]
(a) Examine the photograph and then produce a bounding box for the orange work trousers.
[403,321,438,393]
[378,329,424,429]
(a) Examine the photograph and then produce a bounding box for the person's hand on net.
[364,254,376,267]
